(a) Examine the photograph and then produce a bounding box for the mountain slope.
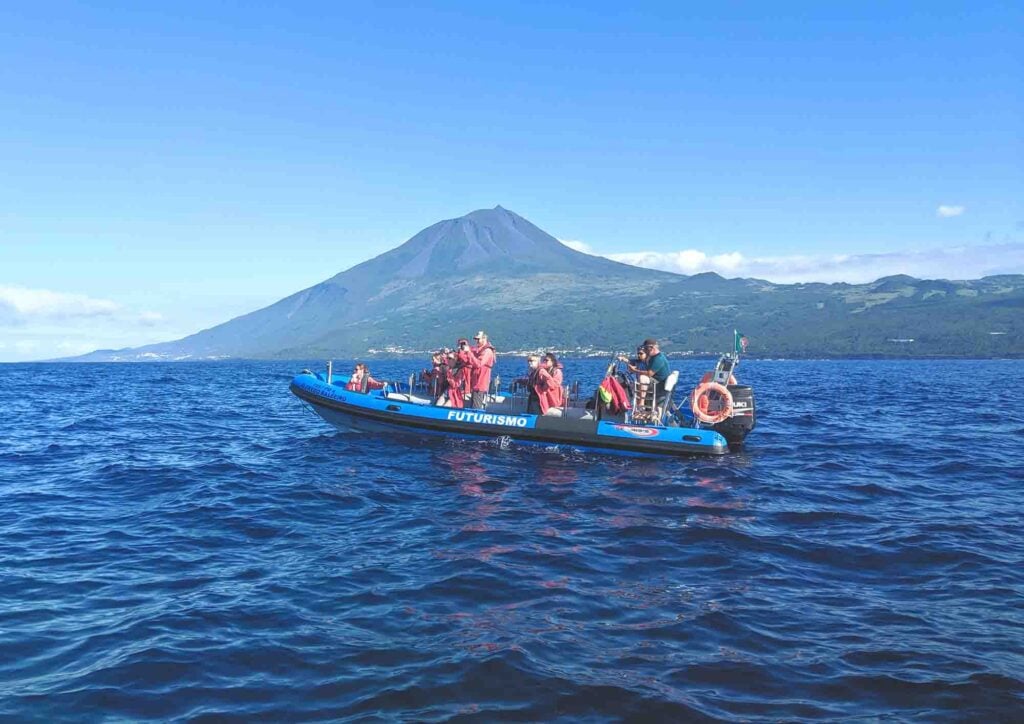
[339,205,644,280]
[72,208,1024,360]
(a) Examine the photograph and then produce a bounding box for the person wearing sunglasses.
[641,338,670,386]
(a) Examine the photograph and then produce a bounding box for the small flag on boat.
[734,330,749,354]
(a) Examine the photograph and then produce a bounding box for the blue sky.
[1,1,1021,360]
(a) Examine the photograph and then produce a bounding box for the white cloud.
[0,284,176,361]
[0,285,119,318]
[937,205,966,218]
[0,285,166,326]
[608,250,747,275]
[559,238,594,254]
[574,243,1024,284]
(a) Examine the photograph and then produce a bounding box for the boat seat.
[386,392,433,405]
[653,371,680,423]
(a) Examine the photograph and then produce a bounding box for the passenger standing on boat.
[515,355,558,415]
[544,352,565,407]
[469,331,496,409]
[419,353,437,387]
[437,350,463,408]
[421,352,448,402]
[448,339,474,408]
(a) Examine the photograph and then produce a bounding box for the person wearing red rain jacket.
[420,352,449,403]
[469,331,496,409]
[544,352,565,407]
[515,355,560,415]
[446,340,474,408]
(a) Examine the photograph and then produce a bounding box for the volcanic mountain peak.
[340,205,639,281]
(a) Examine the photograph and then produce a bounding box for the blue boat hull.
[290,373,729,458]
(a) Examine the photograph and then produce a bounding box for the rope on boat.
[296,398,321,421]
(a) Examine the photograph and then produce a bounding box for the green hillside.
[71,208,1024,361]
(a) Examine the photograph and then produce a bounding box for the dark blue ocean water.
[1,359,1022,721]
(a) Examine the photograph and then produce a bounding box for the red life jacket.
[600,376,631,413]
[346,374,384,393]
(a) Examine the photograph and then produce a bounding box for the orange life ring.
[691,382,734,424]
[700,372,737,385]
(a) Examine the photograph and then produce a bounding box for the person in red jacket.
[515,355,559,415]
[469,331,496,409]
[449,339,474,407]
[420,352,449,403]
[544,352,564,407]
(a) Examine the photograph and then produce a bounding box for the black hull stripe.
[291,385,727,457]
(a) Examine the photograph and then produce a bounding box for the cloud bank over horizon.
[0,285,166,326]
[0,284,173,362]
[560,240,1024,284]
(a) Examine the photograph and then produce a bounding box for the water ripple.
[1,359,1022,720]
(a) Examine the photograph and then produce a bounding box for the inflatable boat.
[289,355,755,457]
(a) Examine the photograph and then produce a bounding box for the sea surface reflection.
[0,359,1022,720]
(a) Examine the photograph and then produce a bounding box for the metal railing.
[628,376,662,425]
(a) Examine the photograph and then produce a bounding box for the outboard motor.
[716,383,756,444]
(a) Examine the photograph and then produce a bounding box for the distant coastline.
[18,351,1024,364]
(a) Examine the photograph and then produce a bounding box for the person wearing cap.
[468,331,496,409]
[641,338,670,385]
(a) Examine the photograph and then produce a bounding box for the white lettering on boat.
[447,411,529,428]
